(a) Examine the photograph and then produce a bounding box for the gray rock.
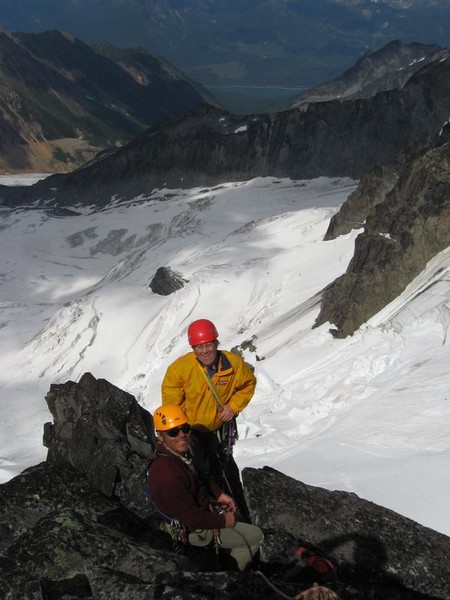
[149,266,188,295]
[244,466,450,599]
[316,127,450,337]
[0,463,187,600]
[43,372,155,516]
[324,163,400,240]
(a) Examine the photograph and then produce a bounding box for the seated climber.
[148,404,263,571]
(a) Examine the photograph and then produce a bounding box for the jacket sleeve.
[226,356,257,415]
[161,361,186,407]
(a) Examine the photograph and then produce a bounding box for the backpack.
[265,538,338,587]
[283,542,338,585]
[256,540,342,600]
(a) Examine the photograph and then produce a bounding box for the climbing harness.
[164,518,189,553]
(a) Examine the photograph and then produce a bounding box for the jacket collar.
[198,350,232,377]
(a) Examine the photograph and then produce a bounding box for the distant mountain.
[0,28,217,173]
[1,0,450,91]
[4,46,450,209]
[291,40,448,107]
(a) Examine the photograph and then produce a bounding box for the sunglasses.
[193,341,217,352]
[165,423,191,437]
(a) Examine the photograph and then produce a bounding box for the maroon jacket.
[148,442,226,531]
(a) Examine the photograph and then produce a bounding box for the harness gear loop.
[164,518,189,553]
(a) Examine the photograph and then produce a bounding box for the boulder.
[43,372,155,516]
[149,266,188,295]
[0,462,187,600]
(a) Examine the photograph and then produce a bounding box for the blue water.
[208,85,308,98]
[206,85,309,113]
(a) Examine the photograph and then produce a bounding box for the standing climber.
[161,318,256,520]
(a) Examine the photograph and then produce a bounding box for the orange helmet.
[153,405,188,431]
[187,319,218,346]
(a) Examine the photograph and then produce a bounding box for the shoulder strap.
[198,363,224,411]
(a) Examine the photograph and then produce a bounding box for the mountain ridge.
[315,123,450,337]
[4,47,450,208]
[2,0,450,90]
[292,39,448,107]
[0,28,217,173]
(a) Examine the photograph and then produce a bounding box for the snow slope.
[1,174,449,536]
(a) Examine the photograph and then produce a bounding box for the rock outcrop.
[246,466,450,599]
[1,373,449,599]
[323,138,429,240]
[43,372,155,516]
[149,266,188,296]
[316,125,450,337]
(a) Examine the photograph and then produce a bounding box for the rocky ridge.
[292,40,448,108]
[315,124,450,337]
[0,372,449,599]
[4,51,450,209]
[0,28,215,173]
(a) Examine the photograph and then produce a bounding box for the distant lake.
[206,85,309,114]
[207,85,309,97]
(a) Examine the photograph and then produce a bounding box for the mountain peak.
[0,26,216,174]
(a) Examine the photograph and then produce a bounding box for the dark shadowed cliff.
[4,53,450,208]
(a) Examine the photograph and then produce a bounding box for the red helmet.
[187,319,218,346]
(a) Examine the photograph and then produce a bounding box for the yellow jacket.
[161,350,256,432]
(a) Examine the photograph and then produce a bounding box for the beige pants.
[188,522,263,571]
